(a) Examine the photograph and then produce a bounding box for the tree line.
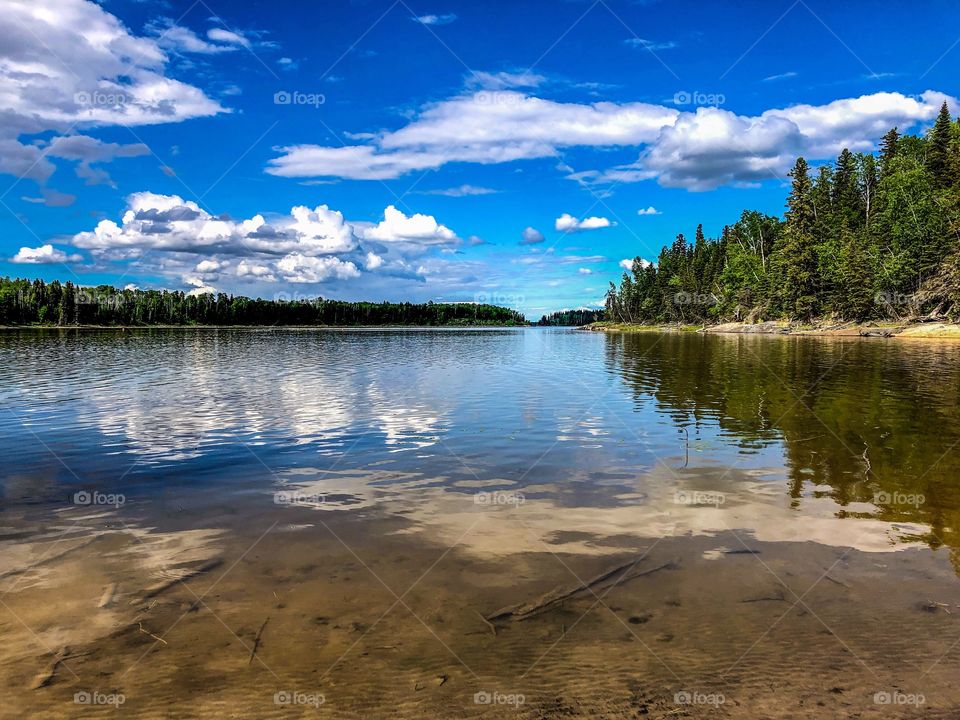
[0,278,528,326]
[607,103,960,324]
[537,309,606,326]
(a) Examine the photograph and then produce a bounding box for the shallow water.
[2,328,960,718]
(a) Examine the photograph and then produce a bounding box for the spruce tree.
[879,127,900,175]
[775,158,819,317]
[927,102,954,187]
[835,226,875,320]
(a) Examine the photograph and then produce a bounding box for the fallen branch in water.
[487,558,678,622]
[823,574,850,589]
[741,589,787,603]
[138,622,167,645]
[248,617,270,666]
[29,647,68,690]
[474,609,497,636]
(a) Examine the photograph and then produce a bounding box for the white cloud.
[0,0,225,189]
[268,86,956,191]
[21,190,77,208]
[520,227,545,245]
[635,91,958,190]
[466,71,546,90]
[267,91,678,180]
[578,268,593,275]
[206,28,251,48]
[413,13,457,25]
[763,71,798,82]
[362,205,457,245]
[59,193,468,295]
[555,213,612,232]
[276,254,360,283]
[619,257,651,271]
[72,192,359,258]
[624,38,678,51]
[637,206,661,216]
[149,21,234,54]
[45,135,150,187]
[12,244,82,264]
[423,185,499,197]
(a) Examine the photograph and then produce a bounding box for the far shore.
[585,320,960,339]
[0,323,530,331]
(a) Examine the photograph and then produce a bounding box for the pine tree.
[835,226,875,320]
[833,149,864,229]
[879,127,900,175]
[927,102,954,187]
[775,158,819,317]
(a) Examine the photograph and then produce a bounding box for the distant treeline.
[607,103,960,324]
[537,309,606,326]
[0,278,528,327]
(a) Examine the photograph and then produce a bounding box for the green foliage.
[0,279,528,327]
[537,308,605,326]
[607,119,960,323]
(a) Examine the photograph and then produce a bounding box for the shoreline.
[585,320,960,339]
[0,323,530,331]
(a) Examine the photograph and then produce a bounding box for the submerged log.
[487,558,678,622]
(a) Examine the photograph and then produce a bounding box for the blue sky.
[2,0,959,317]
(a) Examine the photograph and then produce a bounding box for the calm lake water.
[2,328,960,718]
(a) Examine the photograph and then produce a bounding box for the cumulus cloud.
[637,206,661,216]
[620,257,652,271]
[625,91,957,190]
[555,214,612,232]
[267,85,956,191]
[276,254,360,283]
[520,227,545,245]
[362,205,457,244]
[58,193,462,294]
[12,244,83,264]
[0,0,225,191]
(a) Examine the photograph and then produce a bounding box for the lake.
[2,327,959,718]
